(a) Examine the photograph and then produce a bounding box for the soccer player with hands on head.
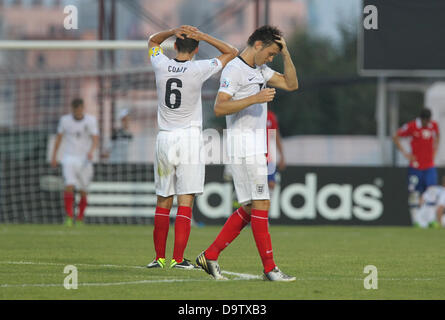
[147,25,238,269]
[196,25,299,281]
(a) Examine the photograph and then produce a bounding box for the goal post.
[0,40,148,50]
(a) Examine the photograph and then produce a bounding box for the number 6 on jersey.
[165,78,182,109]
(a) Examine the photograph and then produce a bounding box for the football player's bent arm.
[195,32,238,67]
[148,25,196,48]
[214,89,275,117]
[51,133,63,167]
[392,134,411,160]
[266,39,298,91]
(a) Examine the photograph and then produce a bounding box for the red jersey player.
[393,108,440,226]
[266,107,285,191]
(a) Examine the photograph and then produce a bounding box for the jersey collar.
[72,114,85,121]
[416,117,433,128]
[237,56,256,69]
[174,58,188,63]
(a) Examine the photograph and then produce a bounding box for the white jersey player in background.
[417,176,445,228]
[146,25,238,269]
[196,25,298,281]
[51,98,99,227]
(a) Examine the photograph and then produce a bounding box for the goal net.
[0,45,219,224]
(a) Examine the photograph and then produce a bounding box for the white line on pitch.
[0,260,261,284]
[0,278,211,288]
[1,261,439,282]
[222,271,262,280]
[0,260,260,279]
[0,260,145,269]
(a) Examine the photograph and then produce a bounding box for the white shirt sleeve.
[57,117,65,134]
[149,46,169,69]
[89,116,99,136]
[218,65,242,96]
[261,65,276,83]
[194,58,223,82]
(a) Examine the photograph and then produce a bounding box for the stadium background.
[2,0,445,303]
[1,0,445,226]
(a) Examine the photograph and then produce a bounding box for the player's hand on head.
[181,25,199,32]
[175,25,199,39]
[256,88,276,103]
[274,36,289,54]
[183,26,205,41]
[173,26,188,39]
[187,30,206,41]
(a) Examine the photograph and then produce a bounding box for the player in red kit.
[266,107,285,193]
[393,108,440,226]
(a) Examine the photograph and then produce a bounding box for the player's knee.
[65,185,75,193]
[157,195,174,209]
[252,199,270,211]
[177,194,195,208]
[242,203,252,215]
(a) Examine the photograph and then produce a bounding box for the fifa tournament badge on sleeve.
[221,78,230,88]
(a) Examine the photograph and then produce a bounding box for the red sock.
[77,196,87,221]
[153,207,171,260]
[173,206,192,263]
[63,191,74,218]
[251,209,276,273]
[205,207,251,260]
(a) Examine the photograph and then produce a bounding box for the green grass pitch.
[0,224,444,299]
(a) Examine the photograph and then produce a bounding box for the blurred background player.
[102,109,133,163]
[393,108,440,226]
[266,104,286,194]
[433,185,445,228]
[417,175,445,228]
[146,25,238,269]
[51,98,99,227]
[196,25,298,281]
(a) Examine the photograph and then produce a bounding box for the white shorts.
[229,154,270,205]
[154,129,204,197]
[62,157,93,191]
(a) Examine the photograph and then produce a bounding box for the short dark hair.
[420,108,432,120]
[175,34,199,53]
[247,25,283,50]
[71,98,84,109]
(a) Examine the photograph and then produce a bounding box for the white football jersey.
[150,46,223,131]
[57,114,99,160]
[218,57,275,157]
